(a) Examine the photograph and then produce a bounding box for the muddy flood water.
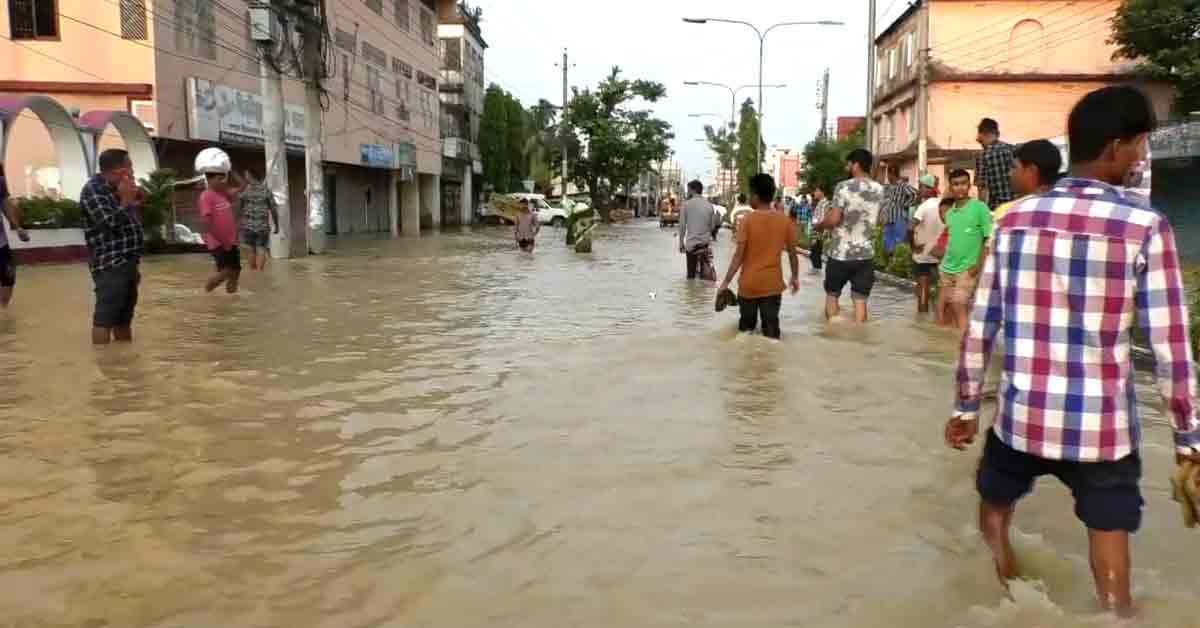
[1,222,1197,627]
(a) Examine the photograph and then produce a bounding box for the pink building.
[870,0,1174,184]
[1,0,452,253]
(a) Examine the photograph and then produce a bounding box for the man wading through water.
[946,86,1200,614]
[678,180,721,280]
[718,173,799,339]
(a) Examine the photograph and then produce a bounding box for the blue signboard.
[360,143,394,169]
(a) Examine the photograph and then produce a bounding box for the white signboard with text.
[187,78,305,149]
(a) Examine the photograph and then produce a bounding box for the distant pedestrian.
[908,174,943,315]
[975,117,1016,210]
[515,199,540,252]
[947,85,1200,614]
[0,163,30,308]
[718,173,800,339]
[678,180,721,280]
[199,168,246,294]
[80,149,144,344]
[937,169,992,330]
[238,168,279,271]
[812,148,884,323]
[808,185,829,273]
[880,166,918,253]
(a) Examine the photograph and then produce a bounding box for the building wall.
[928,1,1139,76]
[928,80,1174,152]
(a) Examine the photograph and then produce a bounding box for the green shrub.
[872,224,890,270]
[887,243,914,277]
[16,196,83,229]
[138,169,176,242]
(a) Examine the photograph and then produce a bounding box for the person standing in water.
[678,180,720,280]
[717,173,800,339]
[515,199,539,252]
[79,149,143,344]
[946,86,1200,614]
[199,169,245,293]
[812,149,884,323]
[0,163,30,308]
[237,167,279,271]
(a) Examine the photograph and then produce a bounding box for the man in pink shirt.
[199,171,245,293]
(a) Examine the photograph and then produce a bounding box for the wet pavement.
[0,221,1196,627]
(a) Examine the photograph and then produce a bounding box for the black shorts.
[243,230,270,249]
[212,246,242,271]
[913,262,938,278]
[976,429,1143,532]
[92,261,140,328]
[0,246,15,288]
[518,239,534,251]
[824,258,875,299]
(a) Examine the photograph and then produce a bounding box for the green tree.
[504,94,529,191]
[800,127,865,199]
[703,122,738,170]
[524,99,561,194]
[735,99,764,195]
[479,84,514,193]
[1110,0,1200,116]
[562,66,674,218]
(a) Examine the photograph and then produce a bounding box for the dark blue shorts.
[977,429,1143,532]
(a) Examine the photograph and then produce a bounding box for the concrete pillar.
[401,177,421,236]
[389,171,401,237]
[461,167,474,225]
[422,174,441,229]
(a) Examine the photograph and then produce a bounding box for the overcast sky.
[472,0,910,182]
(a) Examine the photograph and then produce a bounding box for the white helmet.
[194,147,232,175]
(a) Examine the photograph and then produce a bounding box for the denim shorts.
[92,261,140,328]
[977,429,1143,532]
[243,230,270,249]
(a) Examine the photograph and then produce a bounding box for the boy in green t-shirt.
[938,169,992,330]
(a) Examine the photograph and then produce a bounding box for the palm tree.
[523,99,560,194]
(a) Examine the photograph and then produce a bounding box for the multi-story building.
[836,116,865,141]
[870,0,1174,184]
[0,0,445,255]
[766,147,803,196]
[436,0,483,226]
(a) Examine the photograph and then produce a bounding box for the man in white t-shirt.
[908,174,945,315]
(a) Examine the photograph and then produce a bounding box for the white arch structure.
[0,96,93,201]
[78,110,158,179]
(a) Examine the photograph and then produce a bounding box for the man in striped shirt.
[945,86,1200,613]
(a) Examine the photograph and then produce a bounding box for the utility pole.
[916,0,930,173]
[253,1,292,259]
[301,0,327,254]
[819,68,830,141]
[865,0,876,152]
[560,48,570,202]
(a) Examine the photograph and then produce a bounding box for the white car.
[174,224,203,244]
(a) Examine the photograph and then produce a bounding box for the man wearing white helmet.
[195,148,246,293]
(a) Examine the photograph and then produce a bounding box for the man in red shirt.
[199,171,245,293]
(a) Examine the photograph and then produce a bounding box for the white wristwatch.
[953,411,978,422]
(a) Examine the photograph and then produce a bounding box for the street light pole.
[683,17,843,173]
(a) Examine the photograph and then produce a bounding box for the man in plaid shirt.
[80,149,144,345]
[974,118,1016,210]
[879,166,918,253]
[945,87,1200,613]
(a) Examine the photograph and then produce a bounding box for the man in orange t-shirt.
[718,173,800,339]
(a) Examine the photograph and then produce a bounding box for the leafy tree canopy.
[800,127,865,198]
[1110,0,1200,116]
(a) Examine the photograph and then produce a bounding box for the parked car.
[174,224,203,244]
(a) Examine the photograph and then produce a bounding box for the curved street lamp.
[683,17,843,171]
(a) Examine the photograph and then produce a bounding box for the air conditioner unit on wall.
[249,4,274,42]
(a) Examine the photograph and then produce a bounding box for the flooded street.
[1,222,1196,627]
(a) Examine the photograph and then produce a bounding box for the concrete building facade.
[870,0,1174,185]
[0,0,446,254]
[436,0,484,227]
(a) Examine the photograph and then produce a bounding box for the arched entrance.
[0,96,93,201]
[78,110,158,178]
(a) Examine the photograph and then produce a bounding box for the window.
[362,40,387,68]
[905,32,915,67]
[419,6,434,46]
[366,0,382,15]
[908,105,916,136]
[244,11,258,72]
[874,56,882,87]
[394,0,410,31]
[9,0,58,39]
[342,54,351,100]
[120,0,147,40]
[888,48,896,79]
[334,27,356,52]
[392,57,413,78]
[367,66,384,114]
[442,37,461,70]
[174,0,215,60]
